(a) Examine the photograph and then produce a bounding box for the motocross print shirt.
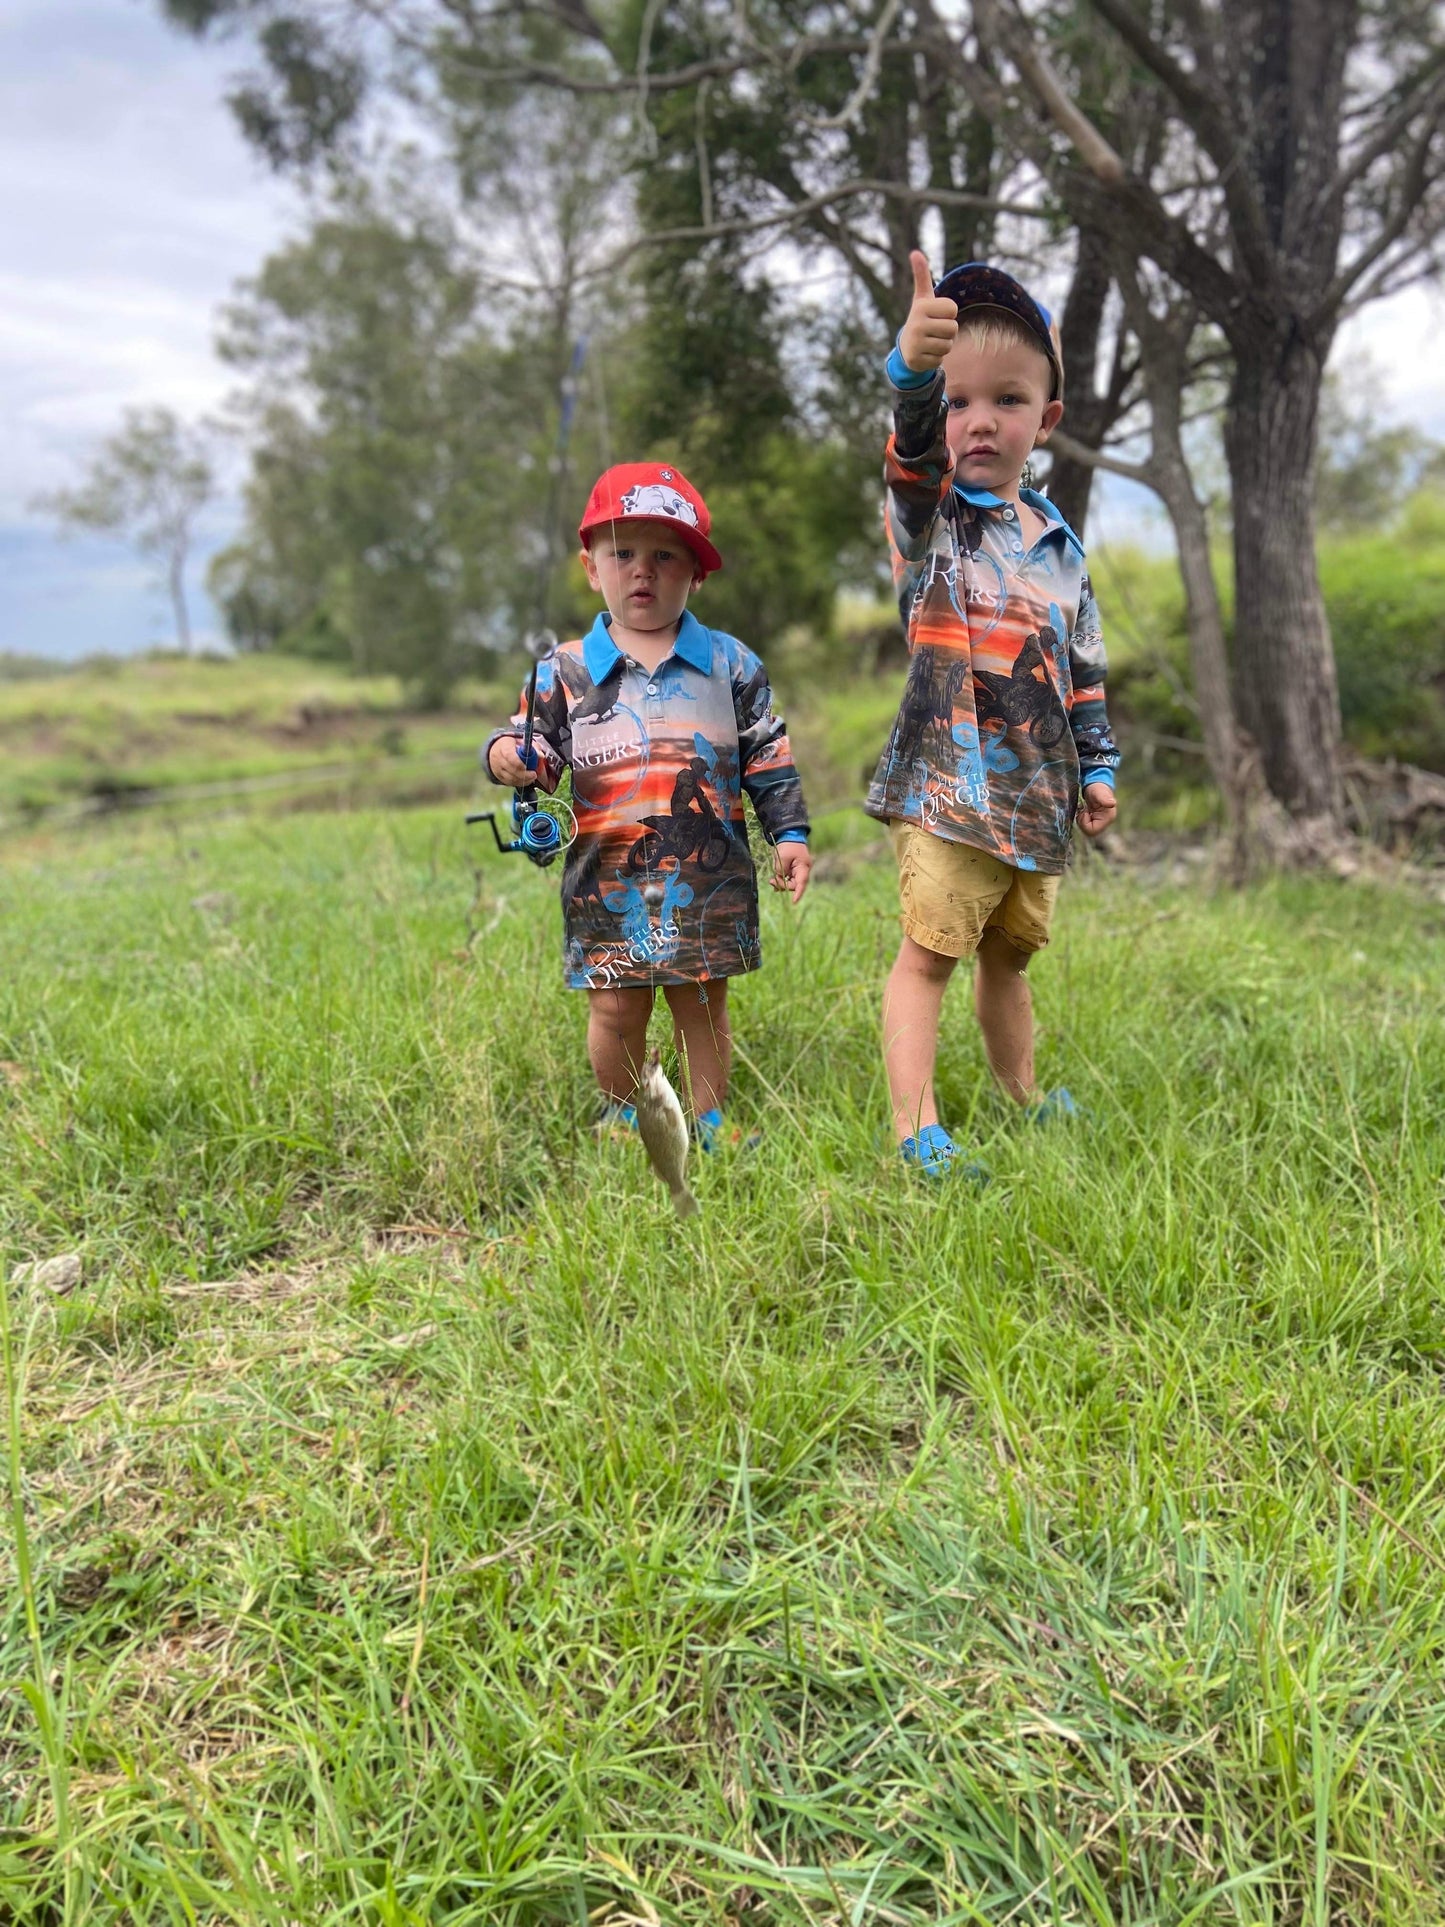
[485,610,809,990]
[864,366,1120,875]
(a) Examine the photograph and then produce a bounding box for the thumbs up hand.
[897,249,958,374]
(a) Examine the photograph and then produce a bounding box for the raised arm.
[882,251,959,607]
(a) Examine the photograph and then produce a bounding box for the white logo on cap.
[618,482,699,528]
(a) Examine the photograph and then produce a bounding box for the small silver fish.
[634,1051,698,1218]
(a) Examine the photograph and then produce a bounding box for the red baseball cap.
[578,462,723,577]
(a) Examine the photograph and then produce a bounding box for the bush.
[1321,491,1445,771]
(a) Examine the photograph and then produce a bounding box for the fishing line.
[468,334,589,868]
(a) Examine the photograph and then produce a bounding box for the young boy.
[485,461,812,1147]
[868,252,1120,1177]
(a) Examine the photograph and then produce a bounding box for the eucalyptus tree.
[967,0,1445,836]
[35,407,215,653]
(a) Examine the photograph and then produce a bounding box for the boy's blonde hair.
[956,305,1055,385]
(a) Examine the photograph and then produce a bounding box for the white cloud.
[0,0,296,653]
[1334,282,1445,437]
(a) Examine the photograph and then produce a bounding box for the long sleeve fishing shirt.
[864,360,1120,875]
[485,610,808,990]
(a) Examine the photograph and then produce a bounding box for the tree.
[35,407,215,653]
[213,195,578,701]
[967,0,1445,838]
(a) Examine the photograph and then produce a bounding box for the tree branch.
[973,0,1126,184]
[581,177,1049,284]
[1080,0,1278,293]
[1049,427,1154,486]
[1317,118,1445,318]
[1327,47,1445,209]
[804,0,905,131]
[443,34,939,97]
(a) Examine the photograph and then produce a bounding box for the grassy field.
[0,656,509,822]
[2,791,1443,1925]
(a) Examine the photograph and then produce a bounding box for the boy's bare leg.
[883,935,959,1142]
[663,979,730,1118]
[974,927,1037,1104]
[586,986,655,1102]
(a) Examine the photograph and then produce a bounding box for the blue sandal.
[1025,1087,1083,1126]
[901,1123,989,1184]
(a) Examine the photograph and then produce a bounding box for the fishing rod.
[466,626,577,866]
[469,334,588,869]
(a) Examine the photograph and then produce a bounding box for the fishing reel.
[469,784,578,868]
[468,627,579,869]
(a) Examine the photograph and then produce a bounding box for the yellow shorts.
[889,820,1061,957]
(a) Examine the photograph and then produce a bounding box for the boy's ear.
[1034,398,1065,444]
[579,543,601,590]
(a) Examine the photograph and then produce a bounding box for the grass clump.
[1,805,1443,1922]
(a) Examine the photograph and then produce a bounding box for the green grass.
[2,802,1444,1923]
[0,655,510,820]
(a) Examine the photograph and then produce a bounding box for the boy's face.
[581,519,702,634]
[941,328,1063,494]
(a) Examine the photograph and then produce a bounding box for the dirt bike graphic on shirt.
[626,755,734,875]
[972,629,1069,750]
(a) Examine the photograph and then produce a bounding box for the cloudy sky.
[3,0,1444,659]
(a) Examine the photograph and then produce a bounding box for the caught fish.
[634,1051,698,1218]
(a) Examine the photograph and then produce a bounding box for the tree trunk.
[168,544,193,654]
[1152,457,1236,797]
[1045,223,1112,536]
[1224,335,1342,826]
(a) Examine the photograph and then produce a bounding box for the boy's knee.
[589,986,653,1027]
[977,927,1033,973]
[978,921,1032,963]
[898,934,959,982]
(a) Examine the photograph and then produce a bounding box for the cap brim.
[934,262,1061,398]
[579,512,722,577]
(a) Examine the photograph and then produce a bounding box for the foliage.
[214,200,570,703]
[1085,496,1445,778]
[33,407,215,654]
[1315,369,1441,532]
[3,805,1445,1920]
[1322,491,1445,770]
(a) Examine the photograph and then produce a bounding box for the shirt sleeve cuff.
[1080,767,1116,790]
[885,341,936,389]
[775,828,810,843]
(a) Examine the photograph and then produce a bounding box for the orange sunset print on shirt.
[503,611,807,988]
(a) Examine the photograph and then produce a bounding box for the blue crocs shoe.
[901,1123,989,1184]
[1025,1087,1083,1126]
[595,1100,638,1140]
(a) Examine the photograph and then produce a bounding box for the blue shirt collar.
[951,482,1085,559]
[581,609,713,683]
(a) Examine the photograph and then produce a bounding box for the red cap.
[577,462,723,577]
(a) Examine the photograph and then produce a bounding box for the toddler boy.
[485,462,811,1149]
[868,252,1120,1176]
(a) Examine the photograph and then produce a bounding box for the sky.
[2,0,1444,659]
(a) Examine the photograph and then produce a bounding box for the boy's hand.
[898,249,958,373]
[487,736,558,792]
[771,841,812,904]
[1077,782,1117,837]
